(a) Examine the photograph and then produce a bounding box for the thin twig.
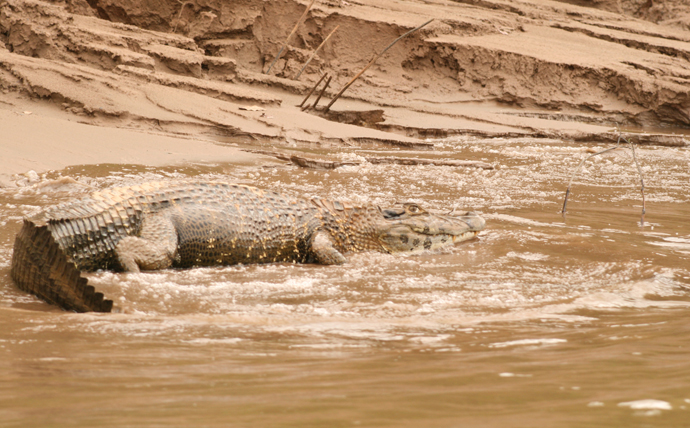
[620,135,646,225]
[561,132,646,225]
[323,18,433,112]
[265,0,316,75]
[299,73,328,108]
[562,146,620,215]
[295,25,340,80]
[310,75,332,110]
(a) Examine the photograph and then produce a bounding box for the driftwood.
[289,156,359,170]
[323,19,434,112]
[245,150,494,171]
[244,149,355,169]
[366,157,493,170]
[320,109,385,126]
[562,133,646,224]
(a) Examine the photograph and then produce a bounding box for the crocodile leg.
[310,230,347,265]
[115,212,178,272]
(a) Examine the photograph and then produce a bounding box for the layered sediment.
[1,0,689,183]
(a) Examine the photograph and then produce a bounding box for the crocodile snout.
[455,211,486,232]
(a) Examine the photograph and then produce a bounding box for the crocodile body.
[11,181,485,313]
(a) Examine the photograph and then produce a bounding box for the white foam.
[183,338,243,345]
[506,251,550,261]
[617,399,672,410]
[568,279,690,310]
[489,338,566,348]
[409,334,452,345]
[499,372,532,378]
[484,213,564,228]
[648,236,690,251]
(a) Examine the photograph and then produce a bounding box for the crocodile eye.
[404,203,425,214]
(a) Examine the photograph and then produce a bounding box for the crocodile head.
[377,203,485,253]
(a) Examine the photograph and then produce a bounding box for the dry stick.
[323,18,434,112]
[620,135,646,225]
[299,73,328,108]
[295,25,340,80]
[265,0,316,75]
[310,75,332,110]
[561,146,620,215]
[561,133,646,224]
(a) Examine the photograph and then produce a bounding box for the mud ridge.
[1,0,690,186]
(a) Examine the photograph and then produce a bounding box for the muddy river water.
[0,136,689,427]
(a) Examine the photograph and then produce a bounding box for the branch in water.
[561,132,646,225]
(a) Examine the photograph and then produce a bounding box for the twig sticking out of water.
[265,0,316,75]
[323,18,434,113]
[562,133,646,225]
[628,136,646,224]
[295,25,340,80]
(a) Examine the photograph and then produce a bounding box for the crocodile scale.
[11,180,485,313]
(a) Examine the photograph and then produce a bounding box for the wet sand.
[0,102,269,186]
[1,0,689,189]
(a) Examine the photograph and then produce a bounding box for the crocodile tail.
[10,219,113,313]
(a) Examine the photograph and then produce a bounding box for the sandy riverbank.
[1,0,689,186]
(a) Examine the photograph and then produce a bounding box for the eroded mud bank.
[1,0,689,186]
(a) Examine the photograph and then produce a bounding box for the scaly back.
[34,181,318,271]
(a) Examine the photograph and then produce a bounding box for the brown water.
[1,137,689,427]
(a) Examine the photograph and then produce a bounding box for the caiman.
[10,181,485,313]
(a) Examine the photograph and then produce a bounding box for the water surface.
[1,137,689,427]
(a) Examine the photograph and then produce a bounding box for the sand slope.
[1,0,689,184]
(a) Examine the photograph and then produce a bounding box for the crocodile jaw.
[377,211,485,253]
[452,229,482,244]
